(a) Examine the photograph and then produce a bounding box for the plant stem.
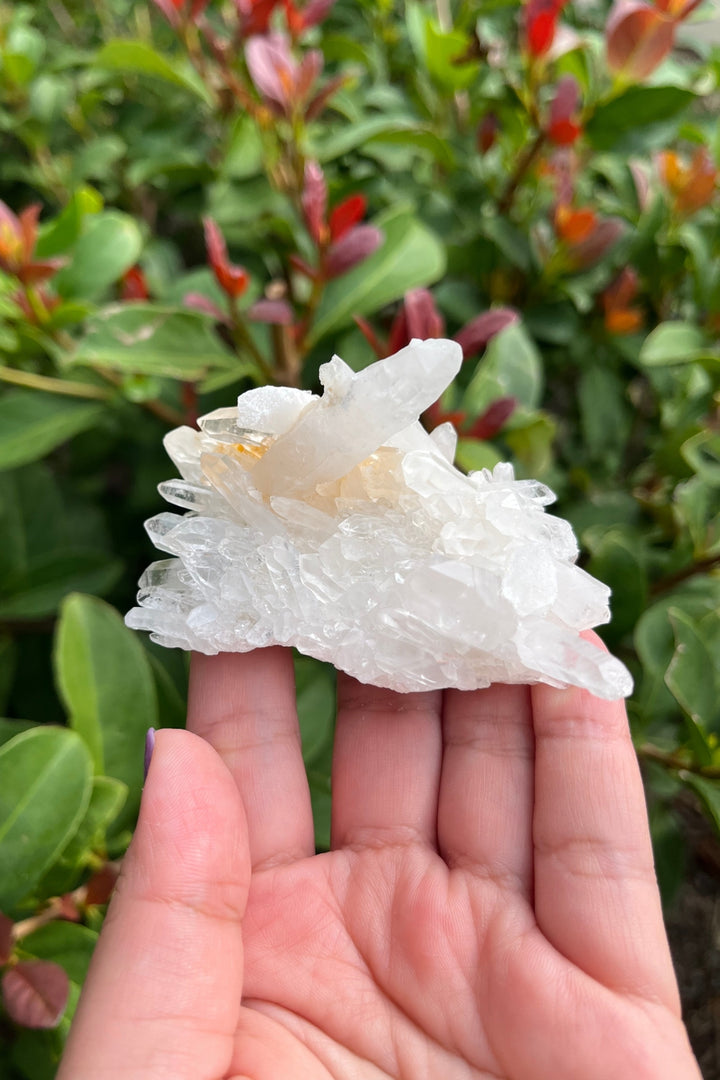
[93,368,186,427]
[497,129,547,215]
[229,305,275,383]
[638,742,720,780]
[650,553,720,597]
[0,365,111,401]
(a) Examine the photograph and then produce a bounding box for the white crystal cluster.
[126,338,632,700]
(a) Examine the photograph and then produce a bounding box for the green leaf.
[147,651,187,730]
[455,438,503,473]
[20,922,98,986]
[0,727,93,911]
[586,87,696,151]
[20,922,98,1030]
[681,430,720,486]
[0,551,123,620]
[55,212,143,301]
[587,532,648,641]
[480,215,533,273]
[665,608,719,740]
[70,304,237,379]
[58,776,127,865]
[423,21,478,90]
[295,655,335,766]
[36,189,104,259]
[504,412,557,478]
[94,39,212,104]
[679,772,720,838]
[0,718,35,746]
[639,321,707,366]
[0,634,16,713]
[0,391,103,472]
[54,594,158,832]
[309,207,446,346]
[578,366,631,466]
[462,322,543,413]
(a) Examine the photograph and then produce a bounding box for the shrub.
[0,0,718,1070]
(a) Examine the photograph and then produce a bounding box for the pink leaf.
[295,49,323,101]
[403,288,445,341]
[245,34,296,108]
[247,298,294,324]
[2,962,69,1030]
[324,225,383,278]
[606,0,676,81]
[183,292,230,322]
[454,308,519,359]
[547,75,582,145]
[302,161,328,245]
[300,0,336,28]
[150,0,181,27]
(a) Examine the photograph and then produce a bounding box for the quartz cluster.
[126,338,633,700]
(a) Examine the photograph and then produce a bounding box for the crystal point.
[126,339,632,700]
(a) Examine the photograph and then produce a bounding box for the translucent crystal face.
[126,338,633,700]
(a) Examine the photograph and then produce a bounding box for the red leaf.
[247,298,294,324]
[305,73,345,120]
[403,288,445,341]
[302,160,328,245]
[329,194,366,242]
[568,217,624,268]
[18,257,67,285]
[234,0,280,37]
[2,962,69,1030]
[121,265,150,301]
[203,217,250,298]
[85,863,120,906]
[547,75,582,145]
[605,0,676,80]
[18,205,41,264]
[289,253,317,278]
[523,0,565,57]
[477,113,499,154]
[0,914,13,966]
[324,225,383,278]
[454,308,519,360]
[466,396,517,440]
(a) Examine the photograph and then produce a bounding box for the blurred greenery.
[0,0,719,1070]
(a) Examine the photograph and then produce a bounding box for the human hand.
[58,637,700,1079]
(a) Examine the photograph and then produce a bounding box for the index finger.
[187,648,315,870]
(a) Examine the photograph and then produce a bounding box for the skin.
[58,637,701,1080]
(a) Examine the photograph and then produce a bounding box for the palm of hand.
[60,646,699,1080]
[236,844,677,1080]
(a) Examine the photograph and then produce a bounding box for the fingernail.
[144,728,156,782]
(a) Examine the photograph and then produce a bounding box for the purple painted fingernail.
[144,728,156,782]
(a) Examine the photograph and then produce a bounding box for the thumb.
[59,728,250,1080]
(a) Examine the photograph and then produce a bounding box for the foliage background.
[0,0,719,1074]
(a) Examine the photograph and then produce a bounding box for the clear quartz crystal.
[126,338,633,700]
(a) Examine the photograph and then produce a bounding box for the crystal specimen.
[126,338,633,700]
